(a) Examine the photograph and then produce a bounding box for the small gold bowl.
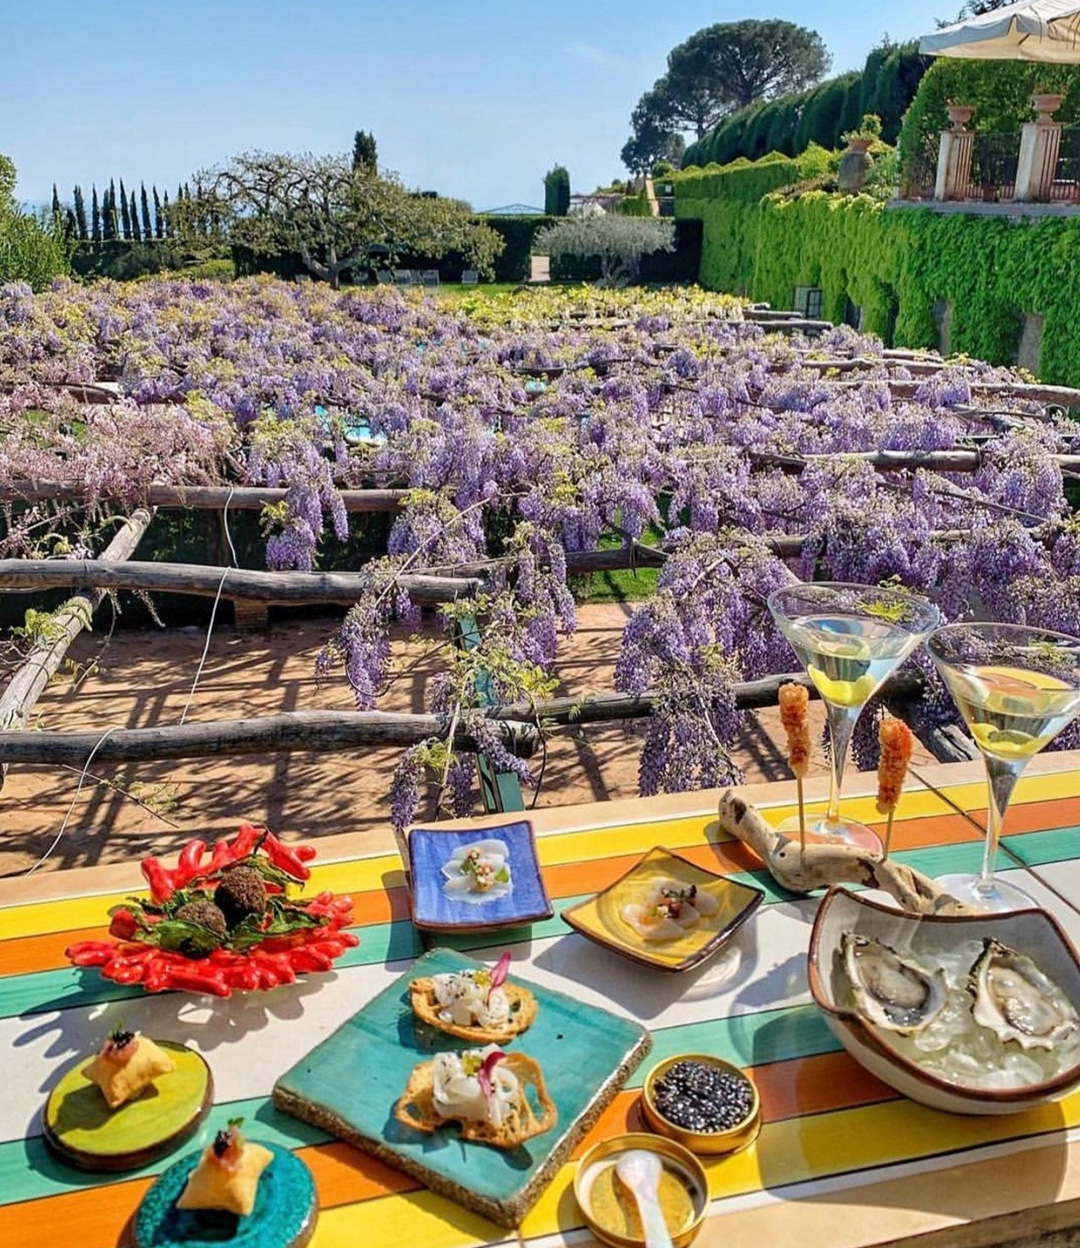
[642,1053,761,1156]
[574,1132,708,1248]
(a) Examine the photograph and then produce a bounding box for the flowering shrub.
[2,278,1078,824]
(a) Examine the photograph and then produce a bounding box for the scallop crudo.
[621,877,720,943]
[442,840,513,905]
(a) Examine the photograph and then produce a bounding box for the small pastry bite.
[394,1044,556,1149]
[85,1024,176,1110]
[177,1118,273,1217]
[621,878,720,943]
[410,951,538,1043]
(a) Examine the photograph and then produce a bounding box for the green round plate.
[43,1040,213,1172]
[133,1142,318,1248]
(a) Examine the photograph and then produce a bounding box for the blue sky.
[5,0,951,210]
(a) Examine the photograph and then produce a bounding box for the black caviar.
[653,1060,754,1133]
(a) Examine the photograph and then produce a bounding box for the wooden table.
[5,754,1080,1248]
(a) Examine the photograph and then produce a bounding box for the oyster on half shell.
[969,938,1080,1051]
[842,932,948,1034]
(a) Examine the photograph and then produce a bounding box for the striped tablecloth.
[5,755,1080,1248]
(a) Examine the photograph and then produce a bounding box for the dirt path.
[0,604,932,877]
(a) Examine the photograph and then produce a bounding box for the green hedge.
[684,42,928,168]
[678,177,1080,384]
[898,59,1080,179]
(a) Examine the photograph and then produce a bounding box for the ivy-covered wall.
[677,163,1080,385]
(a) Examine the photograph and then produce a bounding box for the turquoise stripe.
[628,1002,838,1085]
[0,1094,329,1208]
[0,1002,831,1208]
[1002,826,1080,868]
[0,840,1026,1022]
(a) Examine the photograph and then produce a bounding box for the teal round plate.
[132,1141,317,1248]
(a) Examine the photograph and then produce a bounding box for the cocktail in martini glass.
[928,622,1080,912]
[768,582,941,854]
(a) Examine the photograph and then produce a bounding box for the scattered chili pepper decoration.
[66,827,358,997]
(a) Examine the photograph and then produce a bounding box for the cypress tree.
[130,190,141,241]
[119,178,132,239]
[104,180,118,240]
[352,129,377,171]
[50,184,61,219]
[64,208,78,243]
[91,185,102,242]
[153,186,164,238]
[140,183,153,240]
[73,185,88,241]
[163,189,171,238]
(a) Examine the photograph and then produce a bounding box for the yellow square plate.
[561,846,764,972]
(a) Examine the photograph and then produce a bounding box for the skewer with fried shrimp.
[877,715,914,860]
[778,682,812,859]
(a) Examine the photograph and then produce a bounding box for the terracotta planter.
[1032,92,1064,124]
[946,104,974,133]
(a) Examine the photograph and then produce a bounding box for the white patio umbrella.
[919,0,1080,61]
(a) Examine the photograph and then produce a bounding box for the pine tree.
[163,189,171,238]
[73,185,88,240]
[50,184,61,219]
[130,190,141,241]
[153,186,164,238]
[140,183,153,240]
[91,185,102,242]
[119,178,132,239]
[104,180,118,240]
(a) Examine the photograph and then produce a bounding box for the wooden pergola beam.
[0,711,538,765]
[0,560,479,605]
[1,483,408,512]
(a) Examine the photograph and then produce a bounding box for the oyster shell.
[969,938,1079,1050]
[842,932,948,1034]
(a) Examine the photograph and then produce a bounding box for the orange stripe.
[0,1053,894,1246]
[7,790,1076,980]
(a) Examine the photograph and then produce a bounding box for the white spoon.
[614,1148,675,1248]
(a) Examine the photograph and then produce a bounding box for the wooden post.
[0,508,153,789]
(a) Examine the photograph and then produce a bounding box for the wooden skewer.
[883,808,896,862]
[796,775,807,867]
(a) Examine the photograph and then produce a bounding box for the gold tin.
[642,1053,762,1156]
[574,1132,708,1248]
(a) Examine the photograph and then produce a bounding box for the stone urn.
[1032,92,1064,124]
[838,138,874,194]
[946,104,974,133]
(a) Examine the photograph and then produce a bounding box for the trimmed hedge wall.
[677,170,1080,384]
[684,42,928,168]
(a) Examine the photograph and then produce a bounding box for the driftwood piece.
[718,790,974,915]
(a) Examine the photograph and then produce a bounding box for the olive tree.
[190,151,503,288]
[532,214,676,286]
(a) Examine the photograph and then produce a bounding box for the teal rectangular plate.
[272,947,651,1227]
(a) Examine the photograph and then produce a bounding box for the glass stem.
[825,705,858,828]
[979,755,1025,889]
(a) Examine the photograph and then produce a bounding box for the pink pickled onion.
[477,1048,506,1112]
[486,950,511,1005]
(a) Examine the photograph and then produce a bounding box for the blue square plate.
[407,821,553,933]
[272,946,651,1227]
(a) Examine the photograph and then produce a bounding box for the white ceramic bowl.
[808,887,1080,1115]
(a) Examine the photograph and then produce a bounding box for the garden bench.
[420,270,440,287]
[460,269,479,285]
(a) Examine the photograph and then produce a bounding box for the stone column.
[934,105,975,201]
[1014,92,1064,202]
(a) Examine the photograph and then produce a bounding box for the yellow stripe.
[3,769,1077,943]
[311,1186,513,1248]
[518,1085,1080,1240]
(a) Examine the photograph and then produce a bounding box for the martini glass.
[768,583,941,854]
[928,622,1080,912]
